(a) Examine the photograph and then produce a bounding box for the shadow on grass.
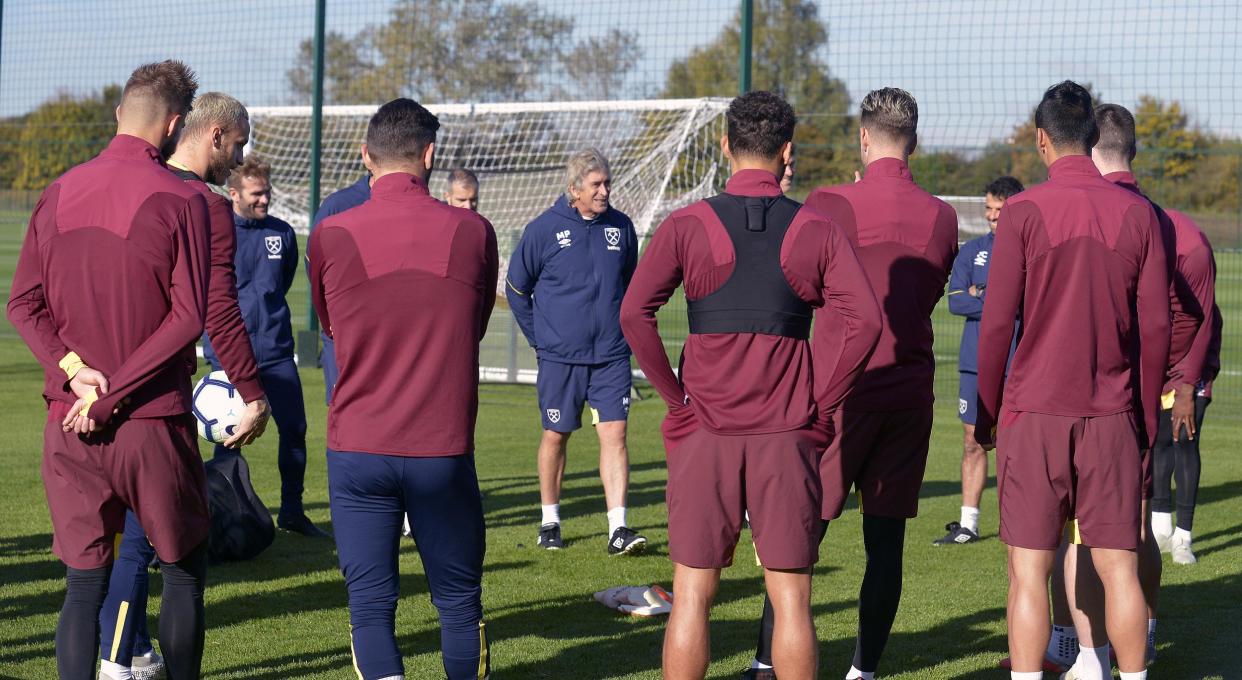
[1197,478,1242,507]
[0,629,56,666]
[210,646,353,680]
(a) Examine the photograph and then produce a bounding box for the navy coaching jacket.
[204,212,298,369]
[506,196,638,365]
[948,231,1017,373]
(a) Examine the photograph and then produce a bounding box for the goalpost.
[248,98,732,384]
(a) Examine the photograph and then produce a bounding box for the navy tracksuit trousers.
[327,449,489,680]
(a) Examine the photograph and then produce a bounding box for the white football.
[192,371,245,443]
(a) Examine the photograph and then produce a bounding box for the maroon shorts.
[819,407,934,521]
[42,404,210,569]
[996,410,1142,551]
[664,413,822,569]
[1141,446,1153,500]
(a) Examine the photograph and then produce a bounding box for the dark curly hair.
[726,90,797,160]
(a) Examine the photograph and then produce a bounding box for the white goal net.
[248,98,730,383]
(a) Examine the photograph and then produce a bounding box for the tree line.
[1,0,1237,233]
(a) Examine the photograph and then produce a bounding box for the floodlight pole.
[739,0,753,94]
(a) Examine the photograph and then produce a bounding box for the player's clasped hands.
[62,367,129,434]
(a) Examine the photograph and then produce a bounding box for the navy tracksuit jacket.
[505,195,637,365]
[203,212,307,516]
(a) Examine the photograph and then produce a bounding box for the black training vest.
[686,193,813,339]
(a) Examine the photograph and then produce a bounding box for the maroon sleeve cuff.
[87,394,116,427]
[232,377,266,404]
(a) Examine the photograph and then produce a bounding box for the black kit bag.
[203,454,275,563]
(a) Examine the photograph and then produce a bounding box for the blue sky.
[2,0,1237,148]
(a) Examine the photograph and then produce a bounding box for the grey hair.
[860,87,918,153]
[182,91,248,140]
[565,148,611,199]
[447,167,479,190]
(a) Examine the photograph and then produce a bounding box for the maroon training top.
[976,155,1170,448]
[308,173,498,456]
[172,168,264,402]
[1106,172,1219,394]
[621,169,881,436]
[804,158,959,412]
[7,134,211,424]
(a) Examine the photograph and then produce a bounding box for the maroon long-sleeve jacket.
[307,172,498,457]
[169,165,264,402]
[7,134,211,424]
[620,169,881,436]
[1105,171,1219,395]
[976,155,1170,449]
[804,158,959,412]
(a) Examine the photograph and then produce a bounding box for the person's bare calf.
[1006,546,1056,673]
[664,563,720,680]
[764,567,817,680]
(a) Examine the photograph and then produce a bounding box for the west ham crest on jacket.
[265,235,282,259]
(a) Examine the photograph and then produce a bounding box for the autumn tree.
[662,0,855,189]
[14,85,120,190]
[287,0,639,104]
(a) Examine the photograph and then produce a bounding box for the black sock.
[852,515,906,673]
[57,564,112,680]
[158,542,208,680]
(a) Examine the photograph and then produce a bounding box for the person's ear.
[165,113,183,141]
[721,134,733,162]
[423,141,435,173]
[212,126,224,150]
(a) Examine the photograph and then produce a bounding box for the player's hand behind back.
[69,367,108,400]
[63,367,110,434]
[1171,384,1196,442]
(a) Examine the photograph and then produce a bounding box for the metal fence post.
[739,0,753,95]
[297,0,327,368]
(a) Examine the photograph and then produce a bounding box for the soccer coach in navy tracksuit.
[933,175,1023,547]
[506,148,647,555]
[204,155,328,537]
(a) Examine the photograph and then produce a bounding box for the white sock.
[541,504,560,527]
[1147,618,1157,648]
[607,506,627,535]
[1119,672,1148,680]
[960,505,980,533]
[1151,511,1173,536]
[1173,527,1192,543]
[750,659,773,670]
[1010,672,1044,680]
[1072,644,1110,680]
[100,660,133,680]
[845,666,874,680]
[376,676,405,680]
[1047,624,1078,666]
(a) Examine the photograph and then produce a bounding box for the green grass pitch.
[0,210,1240,678]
